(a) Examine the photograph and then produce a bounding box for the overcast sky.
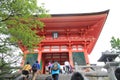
[37,0,120,65]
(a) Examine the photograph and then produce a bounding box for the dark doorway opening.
[42,52,69,73]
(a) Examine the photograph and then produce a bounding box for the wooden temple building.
[20,10,109,73]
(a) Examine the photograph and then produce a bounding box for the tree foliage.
[110,36,120,52]
[0,0,50,78]
[0,0,50,49]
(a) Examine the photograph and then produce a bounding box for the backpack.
[52,62,59,71]
[32,64,37,72]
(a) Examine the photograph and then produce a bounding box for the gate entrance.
[42,52,69,73]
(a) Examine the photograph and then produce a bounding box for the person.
[51,61,61,80]
[64,61,71,74]
[45,64,49,74]
[69,65,73,73]
[48,61,52,74]
[32,61,40,80]
[22,61,31,80]
[114,67,120,80]
[71,72,84,80]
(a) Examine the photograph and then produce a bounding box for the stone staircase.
[30,73,109,80]
[16,65,110,80]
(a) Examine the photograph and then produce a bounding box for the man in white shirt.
[64,61,70,74]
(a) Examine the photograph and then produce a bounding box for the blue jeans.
[52,74,59,80]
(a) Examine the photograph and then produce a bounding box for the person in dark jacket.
[115,67,120,80]
[71,72,84,80]
[32,61,40,80]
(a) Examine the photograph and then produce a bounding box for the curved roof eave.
[38,10,109,55]
[50,10,109,17]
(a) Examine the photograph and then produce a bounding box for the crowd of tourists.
[21,60,73,80]
[45,61,86,80]
[21,60,120,80]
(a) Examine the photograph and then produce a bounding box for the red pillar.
[69,50,74,67]
[68,43,74,67]
[37,50,42,63]
[21,50,28,66]
[84,46,89,64]
[38,44,43,73]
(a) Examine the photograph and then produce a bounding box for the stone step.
[16,73,72,80]
[36,74,72,80]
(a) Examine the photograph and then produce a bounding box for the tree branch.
[0,15,11,22]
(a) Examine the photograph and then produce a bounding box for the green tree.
[110,36,120,52]
[110,36,120,60]
[0,0,50,49]
[0,0,50,79]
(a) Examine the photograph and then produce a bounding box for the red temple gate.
[20,10,109,73]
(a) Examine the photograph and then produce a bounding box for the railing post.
[104,62,119,80]
[75,62,78,71]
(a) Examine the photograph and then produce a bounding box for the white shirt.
[64,61,70,66]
